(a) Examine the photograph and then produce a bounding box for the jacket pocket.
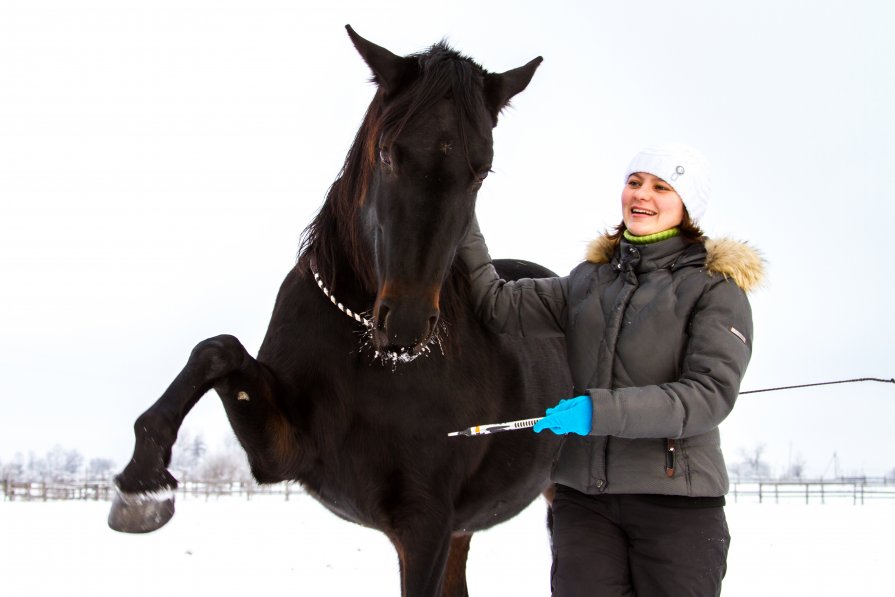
[551,436,604,493]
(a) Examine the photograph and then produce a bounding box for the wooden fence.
[3,478,894,504]
[728,479,895,505]
[1,480,115,501]
[1,479,301,502]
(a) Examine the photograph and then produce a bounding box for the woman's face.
[621,172,685,236]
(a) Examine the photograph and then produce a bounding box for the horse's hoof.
[108,488,176,533]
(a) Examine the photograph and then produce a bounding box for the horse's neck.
[310,233,376,305]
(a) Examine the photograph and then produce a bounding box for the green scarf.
[623,227,680,245]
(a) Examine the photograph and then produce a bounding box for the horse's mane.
[298,42,488,301]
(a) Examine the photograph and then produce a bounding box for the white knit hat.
[625,143,711,222]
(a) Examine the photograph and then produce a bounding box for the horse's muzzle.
[372,290,440,354]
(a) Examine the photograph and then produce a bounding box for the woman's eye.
[379,148,391,166]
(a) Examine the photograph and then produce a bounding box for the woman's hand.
[533,395,593,436]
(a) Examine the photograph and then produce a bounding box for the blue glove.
[533,395,593,436]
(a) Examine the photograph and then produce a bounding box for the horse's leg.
[109,334,281,533]
[391,512,454,597]
[543,484,556,538]
[440,533,472,597]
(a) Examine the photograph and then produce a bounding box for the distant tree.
[1,453,26,483]
[87,458,116,481]
[63,449,84,478]
[782,454,807,481]
[35,446,84,481]
[3,450,121,486]
[728,444,772,481]
[26,450,48,481]
[170,430,207,478]
[196,452,251,484]
[188,435,207,463]
[45,446,65,476]
[196,436,252,484]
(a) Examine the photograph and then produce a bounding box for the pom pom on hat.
[625,143,711,222]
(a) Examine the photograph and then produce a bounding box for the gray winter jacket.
[458,220,764,497]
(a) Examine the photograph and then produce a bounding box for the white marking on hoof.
[114,486,176,505]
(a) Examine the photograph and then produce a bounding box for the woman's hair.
[607,208,705,244]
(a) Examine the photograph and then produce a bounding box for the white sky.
[1,0,893,477]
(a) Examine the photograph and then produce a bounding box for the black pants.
[550,485,730,597]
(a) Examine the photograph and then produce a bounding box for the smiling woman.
[621,142,710,239]
[622,173,684,236]
[458,142,765,595]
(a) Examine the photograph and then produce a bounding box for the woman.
[458,143,764,596]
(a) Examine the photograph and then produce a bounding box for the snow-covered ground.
[1,493,891,596]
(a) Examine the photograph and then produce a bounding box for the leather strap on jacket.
[665,439,676,477]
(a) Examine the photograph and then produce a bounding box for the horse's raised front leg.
[108,334,281,533]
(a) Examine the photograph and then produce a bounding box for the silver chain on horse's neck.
[310,259,373,329]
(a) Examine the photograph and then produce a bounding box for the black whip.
[740,377,895,395]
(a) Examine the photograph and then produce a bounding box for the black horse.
[109,26,571,597]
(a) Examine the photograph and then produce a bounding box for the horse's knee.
[190,334,250,379]
[117,409,180,494]
[134,409,175,445]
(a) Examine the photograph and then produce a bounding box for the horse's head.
[345,25,541,358]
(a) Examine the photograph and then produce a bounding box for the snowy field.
[1,493,892,596]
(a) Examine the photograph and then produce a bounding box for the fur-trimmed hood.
[585,234,765,293]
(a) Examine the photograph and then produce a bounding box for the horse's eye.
[379,148,392,166]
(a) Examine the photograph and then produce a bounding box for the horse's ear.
[483,57,543,124]
[346,25,413,94]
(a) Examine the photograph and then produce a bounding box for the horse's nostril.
[428,315,439,337]
[377,305,390,331]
